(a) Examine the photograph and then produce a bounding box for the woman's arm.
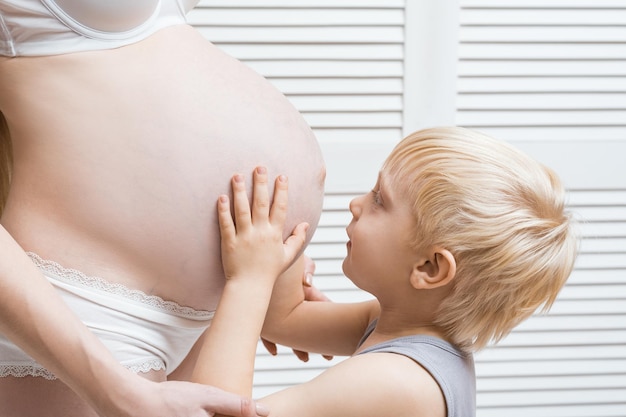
[0,225,133,411]
[191,167,308,396]
[0,225,268,417]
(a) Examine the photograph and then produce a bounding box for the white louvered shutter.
[456,1,626,416]
[191,1,626,414]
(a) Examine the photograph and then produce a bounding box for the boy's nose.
[349,194,365,217]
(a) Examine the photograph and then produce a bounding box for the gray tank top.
[357,320,476,417]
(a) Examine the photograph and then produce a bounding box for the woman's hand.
[112,376,269,417]
[217,166,308,286]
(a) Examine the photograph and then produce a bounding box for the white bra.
[0,0,198,56]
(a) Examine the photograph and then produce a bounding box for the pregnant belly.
[107,74,324,309]
[127,106,325,310]
[125,38,325,309]
[4,26,326,310]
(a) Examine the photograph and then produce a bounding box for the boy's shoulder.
[268,351,446,417]
[340,350,447,416]
[357,334,476,417]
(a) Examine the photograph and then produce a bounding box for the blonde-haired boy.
[193,127,578,417]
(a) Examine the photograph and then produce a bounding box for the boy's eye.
[372,190,382,205]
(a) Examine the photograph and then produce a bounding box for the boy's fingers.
[232,174,252,231]
[269,174,289,227]
[283,222,309,260]
[251,166,270,224]
[217,195,235,239]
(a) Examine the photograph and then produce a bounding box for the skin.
[0,24,325,416]
[193,167,309,397]
[201,170,457,417]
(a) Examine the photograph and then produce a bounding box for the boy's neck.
[355,310,451,353]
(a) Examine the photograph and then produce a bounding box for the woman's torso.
[0,25,325,310]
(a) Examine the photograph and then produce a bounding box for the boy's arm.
[262,256,380,357]
[260,255,333,362]
[191,168,308,396]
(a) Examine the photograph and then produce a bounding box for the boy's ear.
[410,248,456,289]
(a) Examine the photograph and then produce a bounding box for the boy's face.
[342,171,419,297]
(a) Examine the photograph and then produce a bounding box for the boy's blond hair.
[382,127,578,352]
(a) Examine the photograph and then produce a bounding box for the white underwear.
[0,252,213,380]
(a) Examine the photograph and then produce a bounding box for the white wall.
[193,1,626,415]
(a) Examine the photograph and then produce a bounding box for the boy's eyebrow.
[378,171,403,209]
[377,172,390,204]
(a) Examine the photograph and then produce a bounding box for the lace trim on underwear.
[126,358,167,374]
[0,359,167,380]
[0,364,57,380]
[26,252,214,320]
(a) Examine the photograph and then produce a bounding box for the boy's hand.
[217,166,309,284]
